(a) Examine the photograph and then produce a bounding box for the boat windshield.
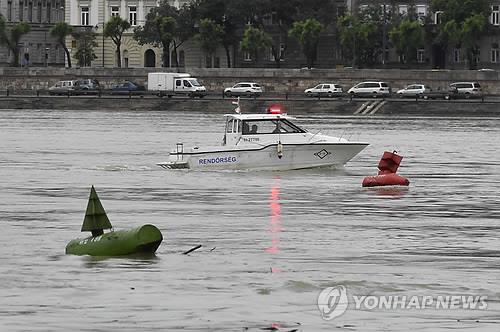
[242,119,306,135]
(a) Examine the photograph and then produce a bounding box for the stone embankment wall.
[1,67,500,94]
[1,96,499,117]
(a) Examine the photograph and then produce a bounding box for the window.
[491,5,499,26]
[491,44,499,63]
[47,2,51,23]
[81,7,89,26]
[111,6,119,17]
[454,48,461,63]
[398,5,408,16]
[28,2,33,22]
[417,49,425,63]
[7,1,12,21]
[19,1,24,21]
[473,49,480,64]
[417,5,427,23]
[242,120,305,135]
[434,11,443,25]
[129,6,137,26]
[38,2,42,23]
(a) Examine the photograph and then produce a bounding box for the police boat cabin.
[158,103,368,171]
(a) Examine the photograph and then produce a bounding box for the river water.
[0,108,499,331]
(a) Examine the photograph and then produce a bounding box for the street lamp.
[45,47,50,67]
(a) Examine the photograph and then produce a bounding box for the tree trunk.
[172,41,179,67]
[116,41,121,68]
[162,44,170,67]
[224,45,231,68]
[272,46,281,68]
[63,44,72,68]
[11,46,19,67]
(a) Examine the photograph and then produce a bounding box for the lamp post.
[45,47,50,67]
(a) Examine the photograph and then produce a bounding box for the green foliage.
[431,0,490,68]
[72,30,98,67]
[240,26,272,62]
[50,22,73,68]
[194,18,224,56]
[289,18,324,68]
[0,16,31,66]
[337,15,380,67]
[389,19,424,63]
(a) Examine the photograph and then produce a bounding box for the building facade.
[0,0,66,66]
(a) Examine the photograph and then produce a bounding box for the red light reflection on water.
[266,178,282,254]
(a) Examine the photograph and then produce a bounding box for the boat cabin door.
[224,118,242,146]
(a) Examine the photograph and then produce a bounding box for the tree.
[0,15,31,67]
[134,1,180,67]
[72,29,98,67]
[194,18,224,66]
[50,22,73,68]
[104,16,131,68]
[240,26,272,62]
[389,19,424,64]
[171,4,197,67]
[289,18,325,69]
[461,14,488,69]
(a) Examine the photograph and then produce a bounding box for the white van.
[449,82,482,98]
[147,72,207,98]
[348,81,391,97]
[48,80,76,95]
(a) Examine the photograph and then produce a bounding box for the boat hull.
[65,224,163,256]
[159,143,368,171]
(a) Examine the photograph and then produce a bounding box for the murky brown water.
[1,109,499,331]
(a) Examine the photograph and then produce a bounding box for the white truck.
[147,72,207,98]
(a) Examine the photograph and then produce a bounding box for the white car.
[304,83,342,97]
[396,84,431,98]
[224,82,263,97]
[348,81,391,97]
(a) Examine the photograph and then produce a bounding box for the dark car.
[73,79,101,95]
[110,81,146,95]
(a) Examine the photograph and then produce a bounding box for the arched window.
[144,49,156,67]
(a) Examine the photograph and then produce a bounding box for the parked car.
[448,82,483,99]
[48,80,76,95]
[396,84,431,98]
[348,81,391,97]
[73,79,101,95]
[304,83,342,97]
[224,82,262,97]
[110,81,146,95]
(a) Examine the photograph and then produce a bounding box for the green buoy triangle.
[81,186,113,232]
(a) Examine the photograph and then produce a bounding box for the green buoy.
[65,186,163,256]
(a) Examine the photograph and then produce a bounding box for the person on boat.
[250,124,258,134]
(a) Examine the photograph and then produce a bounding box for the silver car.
[304,83,342,97]
[396,84,431,98]
[224,82,263,97]
[48,80,76,95]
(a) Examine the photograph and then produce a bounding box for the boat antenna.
[232,97,241,114]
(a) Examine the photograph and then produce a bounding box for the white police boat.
[157,101,368,171]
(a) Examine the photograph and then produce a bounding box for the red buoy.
[362,151,410,187]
